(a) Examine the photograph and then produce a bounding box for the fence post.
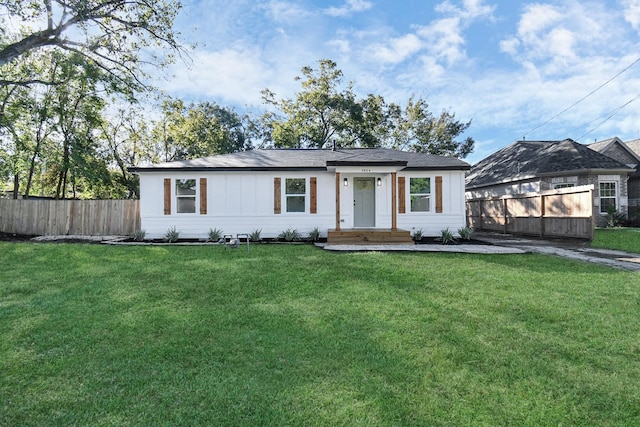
[540,193,545,238]
[503,198,508,234]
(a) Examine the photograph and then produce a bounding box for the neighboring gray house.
[588,137,640,218]
[465,139,635,227]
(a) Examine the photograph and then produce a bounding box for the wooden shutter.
[164,178,171,215]
[274,177,281,214]
[398,176,406,214]
[310,177,317,214]
[436,176,443,213]
[200,178,207,215]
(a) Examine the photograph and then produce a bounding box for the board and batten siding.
[138,169,468,239]
[139,172,337,239]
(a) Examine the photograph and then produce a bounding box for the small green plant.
[164,226,180,243]
[412,229,423,242]
[130,229,146,242]
[457,226,473,240]
[279,227,301,242]
[249,228,262,242]
[308,227,321,242]
[437,227,457,245]
[207,227,223,242]
[605,207,626,228]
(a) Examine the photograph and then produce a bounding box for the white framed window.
[599,181,617,214]
[410,177,431,212]
[285,178,306,213]
[176,178,197,213]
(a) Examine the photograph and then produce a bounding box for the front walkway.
[321,232,640,272]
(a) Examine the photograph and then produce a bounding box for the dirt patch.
[0,231,37,242]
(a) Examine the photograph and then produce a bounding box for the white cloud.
[622,0,640,30]
[167,48,279,106]
[500,1,619,73]
[264,0,313,24]
[367,34,422,64]
[324,0,373,17]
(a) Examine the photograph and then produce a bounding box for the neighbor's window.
[599,181,617,214]
[286,178,306,212]
[410,177,431,212]
[176,179,196,213]
[553,183,575,189]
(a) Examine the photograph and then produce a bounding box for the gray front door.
[354,177,375,227]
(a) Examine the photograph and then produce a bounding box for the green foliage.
[412,228,424,241]
[278,227,302,242]
[308,226,321,242]
[130,229,146,242]
[152,99,253,162]
[164,226,179,243]
[259,59,474,157]
[437,227,457,245]
[457,226,474,240]
[605,207,626,228]
[207,227,223,242]
[249,228,262,242]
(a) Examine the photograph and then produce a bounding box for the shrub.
[605,207,626,228]
[130,229,146,242]
[249,228,262,242]
[457,226,473,240]
[207,227,223,242]
[164,226,180,243]
[308,227,321,242]
[412,229,423,242]
[279,227,302,242]
[437,228,457,245]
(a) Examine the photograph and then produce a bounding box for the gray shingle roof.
[130,148,470,172]
[466,139,634,189]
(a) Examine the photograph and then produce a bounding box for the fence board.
[466,185,594,240]
[0,199,140,236]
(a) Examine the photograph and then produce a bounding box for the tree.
[261,59,360,149]
[392,97,475,158]
[152,99,253,161]
[0,0,185,95]
[259,59,475,158]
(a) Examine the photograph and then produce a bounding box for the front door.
[354,177,375,227]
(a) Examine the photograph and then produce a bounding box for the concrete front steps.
[327,229,414,245]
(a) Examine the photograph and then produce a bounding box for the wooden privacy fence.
[466,185,595,240]
[0,199,140,236]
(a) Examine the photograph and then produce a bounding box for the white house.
[129,148,471,243]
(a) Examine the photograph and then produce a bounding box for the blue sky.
[163,0,640,164]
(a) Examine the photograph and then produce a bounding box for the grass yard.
[592,227,640,253]
[1,242,639,426]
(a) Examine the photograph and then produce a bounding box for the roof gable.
[588,137,640,166]
[466,139,634,189]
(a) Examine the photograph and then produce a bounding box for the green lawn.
[1,242,639,426]
[592,227,640,253]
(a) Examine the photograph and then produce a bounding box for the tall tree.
[0,0,186,96]
[152,99,253,161]
[259,59,475,158]
[391,97,475,158]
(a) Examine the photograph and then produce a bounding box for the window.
[410,177,430,212]
[176,179,196,213]
[553,183,575,189]
[285,178,306,212]
[599,181,617,214]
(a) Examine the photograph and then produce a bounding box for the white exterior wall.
[138,169,468,239]
[396,171,467,236]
